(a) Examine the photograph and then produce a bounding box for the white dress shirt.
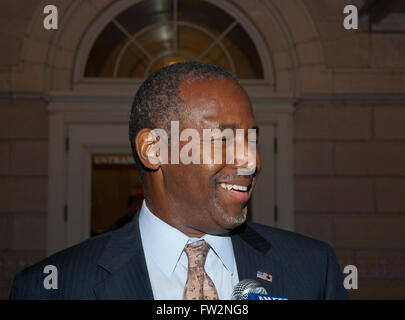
[138,200,239,300]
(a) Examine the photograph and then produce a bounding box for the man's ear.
[135,128,162,170]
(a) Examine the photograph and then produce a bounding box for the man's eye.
[212,137,232,142]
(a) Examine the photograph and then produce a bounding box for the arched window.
[84,0,265,79]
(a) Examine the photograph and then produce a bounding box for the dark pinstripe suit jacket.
[9,212,348,299]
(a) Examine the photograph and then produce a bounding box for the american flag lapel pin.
[257,270,272,283]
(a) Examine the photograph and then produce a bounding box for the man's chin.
[220,206,247,229]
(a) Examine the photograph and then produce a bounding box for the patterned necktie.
[183,240,219,300]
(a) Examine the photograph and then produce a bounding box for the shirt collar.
[138,200,235,277]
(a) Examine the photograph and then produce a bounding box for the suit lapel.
[93,212,154,300]
[93,215,285,299]
[231,223,285,297]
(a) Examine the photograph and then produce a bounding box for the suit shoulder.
[10,231,114,299]
[244,223,347,299]
[246,222,333,253]
[24,231,112,274]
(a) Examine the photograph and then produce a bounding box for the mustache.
[213,174,254,183]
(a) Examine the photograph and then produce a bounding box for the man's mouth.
[218,182,252,202]
[219,183,249,192]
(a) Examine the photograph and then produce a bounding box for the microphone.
[231,279,268,300]
[231,279,289,300]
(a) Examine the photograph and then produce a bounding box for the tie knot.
[184,240,210,268]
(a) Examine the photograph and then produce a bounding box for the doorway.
[91,153,143,236]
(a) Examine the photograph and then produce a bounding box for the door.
[67,124,131,246]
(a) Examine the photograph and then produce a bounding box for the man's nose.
[230,134,259,176]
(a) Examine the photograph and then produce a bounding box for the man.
[10,62,348,299]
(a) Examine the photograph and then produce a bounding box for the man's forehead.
[183,104,256,130]
[179,78,250,109]
[178,77,247,101]
[179,78,252,119]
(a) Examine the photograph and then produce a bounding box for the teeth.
[234,185,248,191]
[219,183,248,192]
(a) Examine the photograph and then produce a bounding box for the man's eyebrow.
[216,123,260,132]
[215,123,237,130]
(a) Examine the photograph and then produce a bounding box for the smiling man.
[134,75,259,238]
[10,62,348,300]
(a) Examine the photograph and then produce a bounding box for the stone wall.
[294,100,405,299]
[0,97,48,298]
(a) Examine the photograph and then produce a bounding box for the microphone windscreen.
[231,279,268,300]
